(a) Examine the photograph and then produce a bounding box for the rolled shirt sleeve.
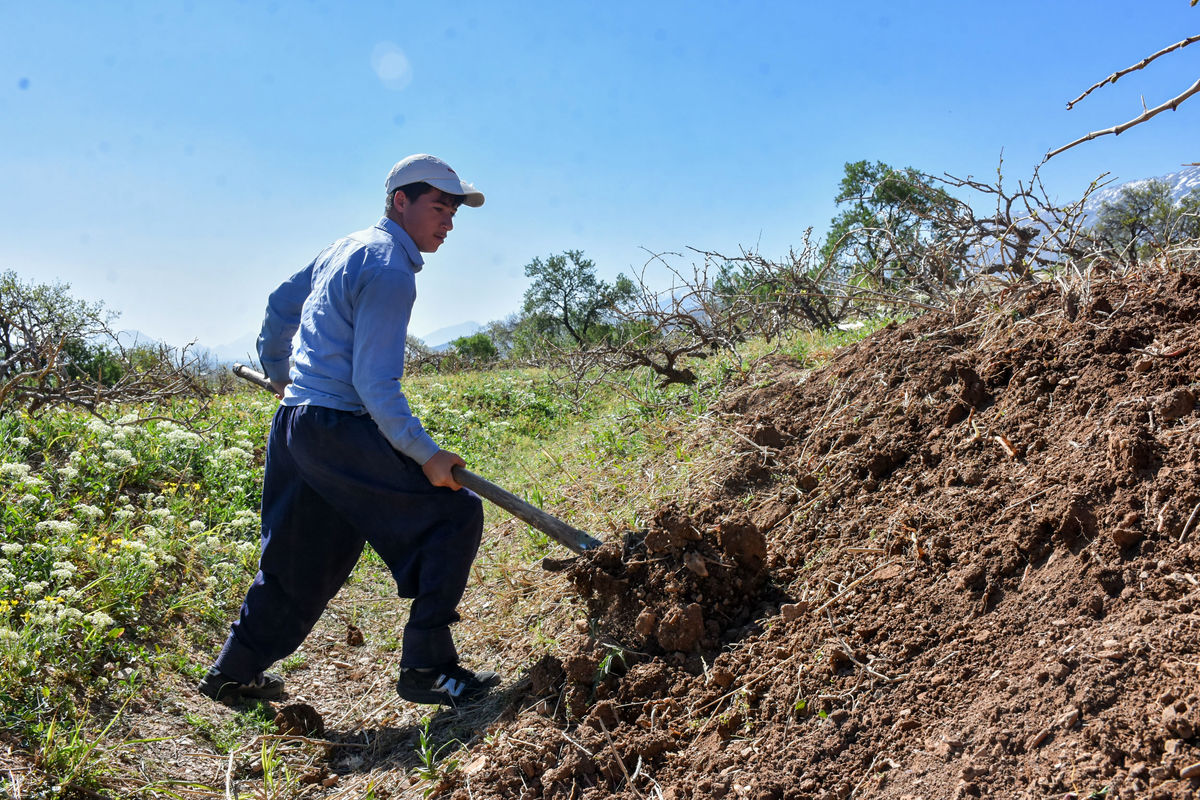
[351,268,440,464]
[257,261,315,384]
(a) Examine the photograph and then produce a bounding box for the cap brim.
[426,177,485,207]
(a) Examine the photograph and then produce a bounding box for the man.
[199,154,499,707]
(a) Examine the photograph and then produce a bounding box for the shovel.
[232,363,602,554]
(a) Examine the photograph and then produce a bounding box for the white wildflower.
[217,446,251,461]
[231,511,259,531]
[13,436,31,448]
[164,428,203,448]
[188,520,206,533]
[120,540,148,553]
[34,520,79,537]
[86,418,112,434]
[108,448,136,465]
[148,508,172,520]
[1,543,23,556]
[74,504,104,520]
[84,611,115,628]
[57,466,79,481]
[0,628,19,642]
[0,463,32,480]
[23,581,47,597]
[116,413,140,425]
[113,508,135,522]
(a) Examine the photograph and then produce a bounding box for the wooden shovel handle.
[451,467,601,555]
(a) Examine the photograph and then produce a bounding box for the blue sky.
[3,1,1198,348]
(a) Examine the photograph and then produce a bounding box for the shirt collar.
[377,216,425,271]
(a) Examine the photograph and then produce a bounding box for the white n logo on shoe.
[436,676,466,697]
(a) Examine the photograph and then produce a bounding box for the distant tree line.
[0,270,209,418]
[423,159,1199,385]
[6,157,1197,417]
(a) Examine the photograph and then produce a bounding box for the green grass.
[182,703,277,753]
[0,323,881,792]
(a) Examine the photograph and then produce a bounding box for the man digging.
[198,154,500,707]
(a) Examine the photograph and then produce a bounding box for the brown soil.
[447,267,1200,799]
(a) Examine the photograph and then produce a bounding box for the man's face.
[394,189,460,253]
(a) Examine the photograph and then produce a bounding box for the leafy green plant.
[413,716,460,795]
[596,643,628,682]
[260,738,296,798]
[184,704,276,754]
[279,652,308,672]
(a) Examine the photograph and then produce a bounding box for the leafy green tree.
[62,338,124,385]
[521,250,635,346]
[0,271,122,392]
[0,271,206,415]
[451,331,498,361]
[1087,179,1200,265]
[820,161,961,291]
[481,315,521,359]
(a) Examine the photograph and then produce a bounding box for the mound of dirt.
[450,267,1200,800]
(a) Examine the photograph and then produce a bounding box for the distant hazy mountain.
[208,333,260,365]
[418,321,482,351]
[1086,165,1200,213]
[114,329,161,349]
[111,329,257,369]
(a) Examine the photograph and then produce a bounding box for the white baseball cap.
[385,154,485,207]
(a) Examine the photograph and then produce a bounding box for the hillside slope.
[453,265,1200,800]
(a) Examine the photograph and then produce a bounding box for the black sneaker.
[396,663,500,706]
[197,667,285,702]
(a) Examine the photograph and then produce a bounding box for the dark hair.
[385,182,464,213]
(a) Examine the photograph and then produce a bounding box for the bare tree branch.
[1066,34,1200,110]
[0,272,212,421]
[1046,77,1200,161]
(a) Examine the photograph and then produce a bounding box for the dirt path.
[96,516,574,798]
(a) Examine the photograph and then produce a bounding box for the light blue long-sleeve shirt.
[257,217,440,464]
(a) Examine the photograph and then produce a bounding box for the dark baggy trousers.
[213,404,484,683]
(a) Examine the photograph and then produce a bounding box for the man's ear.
[391,191,407,215]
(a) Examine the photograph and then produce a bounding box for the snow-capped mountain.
[1086,164,1200,210]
